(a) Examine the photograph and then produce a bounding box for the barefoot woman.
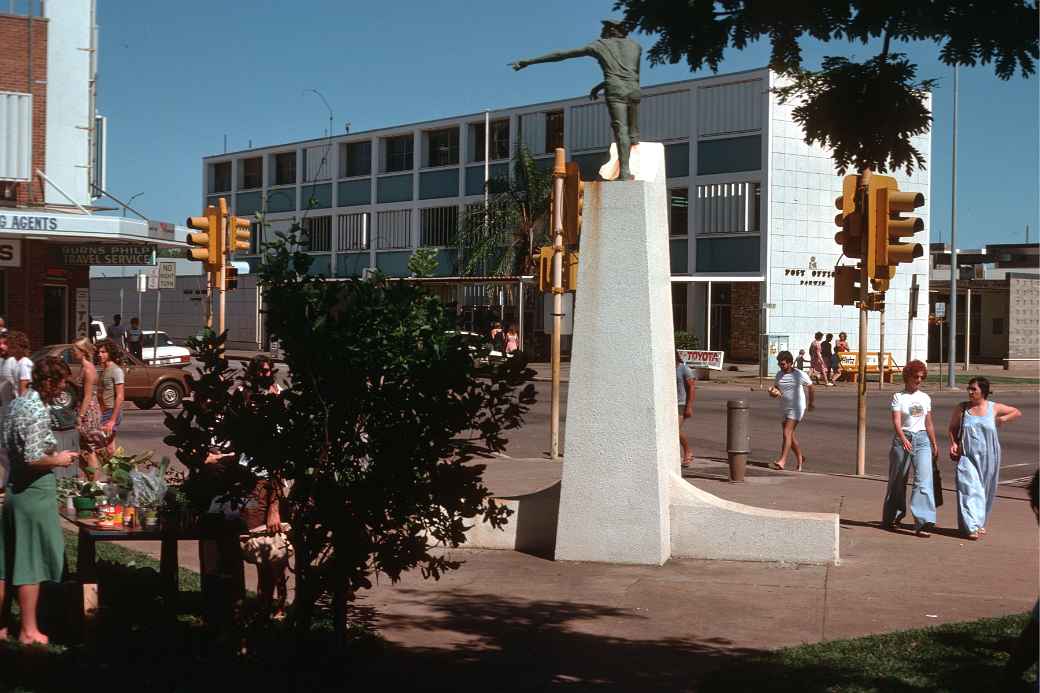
[768,350,814,471]
[0,357,78,643]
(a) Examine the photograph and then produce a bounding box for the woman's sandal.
[915,522,935,538]
[768,461,786,470]
[797,456,806,472]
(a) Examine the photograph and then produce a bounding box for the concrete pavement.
[106,453,1037,689]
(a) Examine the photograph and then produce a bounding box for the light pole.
[125,192,144,217]
[946,66,959,389]
[303,88,334,175]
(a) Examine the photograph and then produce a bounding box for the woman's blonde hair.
[73,337,94,359]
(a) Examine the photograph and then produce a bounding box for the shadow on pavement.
[357,589,765,691]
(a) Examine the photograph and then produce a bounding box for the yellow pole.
[550,148,566,461]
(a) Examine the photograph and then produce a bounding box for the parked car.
[31,343,190,411]
[139,331,192,368]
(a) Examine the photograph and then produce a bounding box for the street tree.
[614,0,1039,174]
[165,231,536,642]
[408,246,440,277]
[458,147,553,276]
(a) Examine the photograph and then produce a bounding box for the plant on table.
[164,224,536,644]
[100,448,154,500]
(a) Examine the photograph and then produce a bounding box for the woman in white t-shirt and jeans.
[882,359,940,537]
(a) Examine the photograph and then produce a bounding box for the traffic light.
[863,292,885,312]
[536,246,579,293]
[186,197,227,270]
[225,266,239,290]
[230,215,252,253]
[562,162,584,246]
[833,265,861,306]
[868,175,925,288]
[833,175,864,261]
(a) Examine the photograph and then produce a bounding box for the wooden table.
[61,510,201,613]
[60,510,245,623]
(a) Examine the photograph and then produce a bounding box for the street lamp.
[124,191,144,217]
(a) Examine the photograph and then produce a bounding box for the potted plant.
[100,447,153,502]
[129,457,171,530]
[57,478,107,518]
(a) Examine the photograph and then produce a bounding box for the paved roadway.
[115,370,1038,484]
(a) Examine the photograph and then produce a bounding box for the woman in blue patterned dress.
[947,377,1021,540]
[0,357,78,644]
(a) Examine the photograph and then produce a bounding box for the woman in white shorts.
[768,350,815,471]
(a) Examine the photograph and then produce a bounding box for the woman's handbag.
[950,403,967,462]
[932,458,944,507]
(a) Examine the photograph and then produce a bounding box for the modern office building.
[195,66,932,363]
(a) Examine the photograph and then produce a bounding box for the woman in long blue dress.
[947,377,1021,540]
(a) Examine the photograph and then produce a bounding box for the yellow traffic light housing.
[537,245,578,293]
[833,175,864,261]
[562,162,584,246]
[868,175,925,281]
[230,215,252,253]
[186,197,227,270]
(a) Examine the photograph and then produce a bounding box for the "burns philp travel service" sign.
[52,244,156,266]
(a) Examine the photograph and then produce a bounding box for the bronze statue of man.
[512,20,641,180]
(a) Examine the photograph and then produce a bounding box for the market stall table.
[60,510,245,620]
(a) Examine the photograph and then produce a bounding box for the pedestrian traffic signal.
[230,215,252,253]
[869,175,925,285]
[833,265,861,306]
[834,175,864,260]
[186,197,227,270]
[225,266,239,290]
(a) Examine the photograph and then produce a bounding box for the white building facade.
[199,67,932,363]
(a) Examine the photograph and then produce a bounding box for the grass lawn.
[702,612,1037,692]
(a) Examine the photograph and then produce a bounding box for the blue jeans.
[882,430,936,529]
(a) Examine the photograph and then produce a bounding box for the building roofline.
[203,66,772,161]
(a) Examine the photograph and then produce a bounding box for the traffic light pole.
[205,273,214,330]
[878,306,886,391]
[550,148,566,461]
[218,263,227,337]
[855,169,871,476]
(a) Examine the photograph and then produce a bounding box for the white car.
[138,331,192,368]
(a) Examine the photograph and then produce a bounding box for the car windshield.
[142,333,174,348]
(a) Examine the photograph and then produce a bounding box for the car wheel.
[155,381,184,409]
[133,399,156,410]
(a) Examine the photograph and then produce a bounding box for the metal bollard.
[726,400,751,482]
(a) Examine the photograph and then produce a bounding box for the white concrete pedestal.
[554,148,677,565]
[463,143,840,567]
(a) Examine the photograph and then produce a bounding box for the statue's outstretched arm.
[512,46,590,70]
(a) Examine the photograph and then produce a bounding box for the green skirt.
[0,471,64,585]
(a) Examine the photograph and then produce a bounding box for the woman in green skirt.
[0,357,78,644]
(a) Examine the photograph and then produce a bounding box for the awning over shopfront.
[0,209,189,251]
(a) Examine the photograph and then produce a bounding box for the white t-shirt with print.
[891,390,931,433]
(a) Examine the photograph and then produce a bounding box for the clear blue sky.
[96,1,1039,250]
